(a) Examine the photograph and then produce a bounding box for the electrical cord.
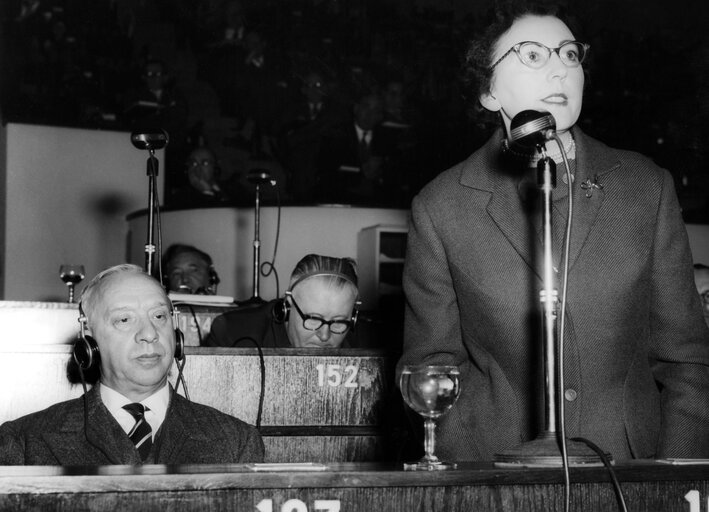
[555,135,627,512]
[233,336,266,430]
[184,304,203,345]
[259,181,282,297]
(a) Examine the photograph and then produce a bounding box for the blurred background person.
[315,90,390,205]
[168,144,232,208]
[273,68,348,202]
[162,243,220,295]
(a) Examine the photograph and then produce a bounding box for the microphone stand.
[144,149,160,277]
[131,130,168,278]
[495,146,603,467]
[240,170,272,307]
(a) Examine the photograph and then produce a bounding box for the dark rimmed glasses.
[490,41,590,70]
[286,291,354,334]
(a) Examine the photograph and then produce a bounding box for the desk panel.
[1,462,707,511]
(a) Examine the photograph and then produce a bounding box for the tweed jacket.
[398,127,709,461]
[0,385,264,465]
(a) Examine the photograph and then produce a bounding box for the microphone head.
[131,129,169,150]
[509,110,556,150]
[247,168,275,184]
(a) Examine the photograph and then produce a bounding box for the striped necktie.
[123,403,152,462]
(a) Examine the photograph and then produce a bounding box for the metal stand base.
[494,432,609,468]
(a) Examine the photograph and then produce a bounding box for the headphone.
[73,303,185,372]
[208,266,220,288]
[272,271,360,330]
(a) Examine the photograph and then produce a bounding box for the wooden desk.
[0,461,707,511]
[0,346,399,463]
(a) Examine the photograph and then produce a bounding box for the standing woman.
[398,2,709,461]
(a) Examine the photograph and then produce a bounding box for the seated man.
[0,264,263,465]
[162,243,220,295]
[206,254,359,348]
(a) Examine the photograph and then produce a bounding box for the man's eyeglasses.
[490,41,590,70]
[286,291,353,334]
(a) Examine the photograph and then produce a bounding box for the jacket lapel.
[565,128,617,270]
[153,388,191,463]
[43,386,140,465]
[460,132,543,279]
[460,128,620,276]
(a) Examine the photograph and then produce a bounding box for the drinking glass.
[400,364,461,470]
[59,264,85,303]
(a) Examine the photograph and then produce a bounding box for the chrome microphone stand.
[131,130,169,277]
[495,112,604,467]
[241,169,274,306]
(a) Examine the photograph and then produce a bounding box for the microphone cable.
[154,173,165,285]
[233,336,266,430]
[258,180,282,297]
[174,352,190,402]
[554,135,627,512]
[184,304,203,345]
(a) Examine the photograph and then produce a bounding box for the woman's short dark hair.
[460,2,581,120]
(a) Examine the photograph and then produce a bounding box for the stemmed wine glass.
[59,264,85,303]
[400,364,461,470]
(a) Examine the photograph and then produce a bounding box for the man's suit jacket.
[399,127,709,461]
[0,385,264,465]
[205,299,354,348]
[205,300,292,348]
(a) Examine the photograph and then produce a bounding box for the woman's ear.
[479,90,501,112]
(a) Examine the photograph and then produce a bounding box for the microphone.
[131,129,169,151]
[247,168,276,185]
[509,110,556,150]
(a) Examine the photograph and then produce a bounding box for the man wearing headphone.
[162,243,220,295]
[0,264,263,465]
[206,254,359,348]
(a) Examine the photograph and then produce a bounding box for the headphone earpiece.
[208,266,220,287]
[172,309,185,361]
[272,297,290,323]
[350,303,360,332]
[174,328,185,361]
[74,316,100,371]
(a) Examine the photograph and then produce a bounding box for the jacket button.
[564,389,578,402]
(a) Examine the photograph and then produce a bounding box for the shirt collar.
[100,382,170,437]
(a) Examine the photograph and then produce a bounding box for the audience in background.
[206,254,359,348]
[0,0,705,216]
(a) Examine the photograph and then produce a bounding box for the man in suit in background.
[206,254,360,349]
[315,91,390,205]
[0,264,263,465]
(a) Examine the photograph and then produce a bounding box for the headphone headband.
[288,271,357,292]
